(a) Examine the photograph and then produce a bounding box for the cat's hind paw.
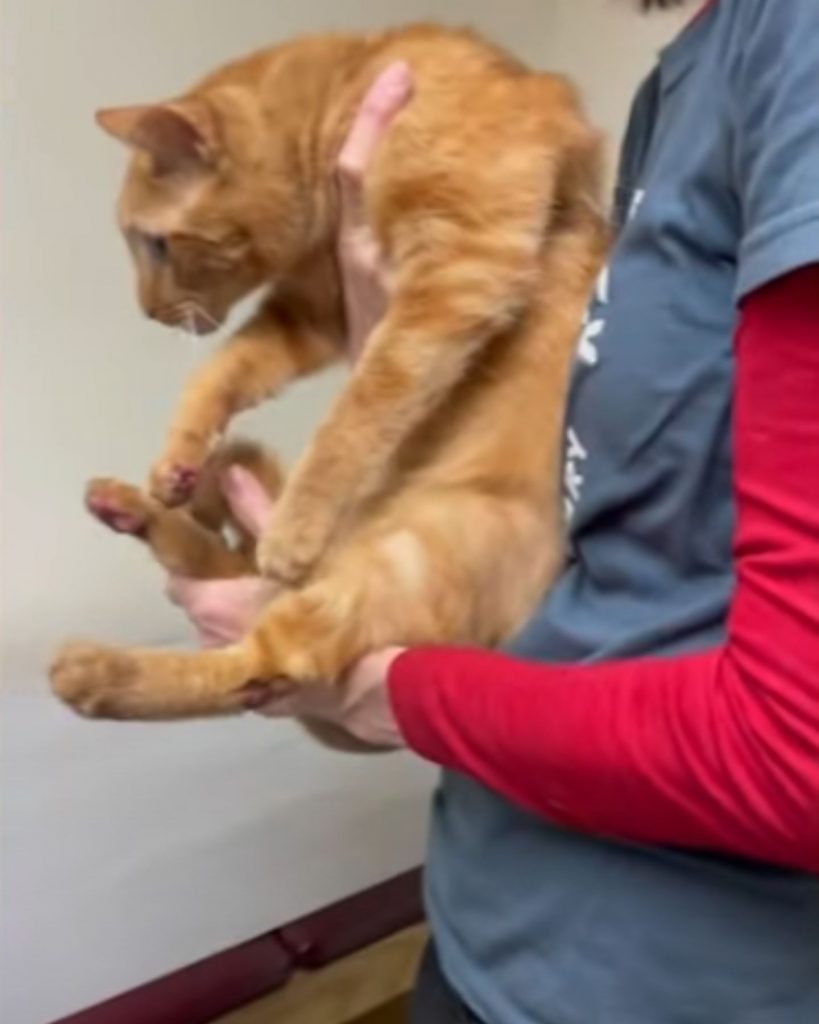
[49,642,141,719]
[85,478,152,537]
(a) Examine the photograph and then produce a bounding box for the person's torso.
[425,4,819,1021]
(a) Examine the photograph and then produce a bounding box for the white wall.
[545,0,689,176]
[0,3,686,1023]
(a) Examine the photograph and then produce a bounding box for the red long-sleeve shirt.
[387,265,819,873]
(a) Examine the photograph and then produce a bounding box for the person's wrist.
[344,647,407,749]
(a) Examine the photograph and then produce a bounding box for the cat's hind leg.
[86,478,253,579]
[49,640,274,720]
[51,486,560,722]
[86,439,283,579]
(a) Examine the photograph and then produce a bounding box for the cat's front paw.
[49,642,141,719]
[256,510,327,585]
[150,433,212,506]
[149,456,202,507]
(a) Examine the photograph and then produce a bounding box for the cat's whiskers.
[169,308,193,344]
[188,302,221,333]
[166,304,201,357]
[172,300,222,339]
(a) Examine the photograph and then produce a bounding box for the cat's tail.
[189,437,285,534]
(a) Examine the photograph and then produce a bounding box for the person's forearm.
[388,265,819,872]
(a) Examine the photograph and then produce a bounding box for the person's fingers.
[165,575,227,619]
[337,62,413,229]
[221,466,274,538]
[165,575,195,608]
[200,630,227,649]
[252,693,301,718]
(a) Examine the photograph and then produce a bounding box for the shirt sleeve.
[734,0,819,298]
[387,265,819,873]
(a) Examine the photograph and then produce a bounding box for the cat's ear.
[95,100,218,174]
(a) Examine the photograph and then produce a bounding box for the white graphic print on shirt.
[562,189,644,523]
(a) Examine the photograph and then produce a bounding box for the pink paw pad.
[164,465,199,503]
[86,497,148,538]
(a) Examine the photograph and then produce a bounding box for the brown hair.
[639,0,689,9]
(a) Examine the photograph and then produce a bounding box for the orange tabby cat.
[49,24,606,725]
[84,439,284,580]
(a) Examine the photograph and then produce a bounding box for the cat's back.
[189,23,581,137]
[194,23,528,89]
[369,25,581,124]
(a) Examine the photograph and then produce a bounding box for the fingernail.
[378,61,413,98]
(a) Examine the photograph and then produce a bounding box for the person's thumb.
[337,62,413,229]
[221,466,274,538]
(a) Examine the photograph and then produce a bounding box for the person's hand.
[165,467,278,647]
[165,465,408,746]
[255,645,407,750]
[335,61,413,362]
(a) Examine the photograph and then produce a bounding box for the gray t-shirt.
[426,2,819,1021]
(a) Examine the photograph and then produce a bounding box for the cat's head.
[96,98,304,334]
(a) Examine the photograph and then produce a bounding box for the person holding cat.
[168,0,819,1022]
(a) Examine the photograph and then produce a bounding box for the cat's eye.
[142,233,169,262]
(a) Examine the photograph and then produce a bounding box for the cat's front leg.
[150,301,336,506]
[256,482,339,584]
[256,232,532,583]
[150,442,211,508]
[254,321,484,583]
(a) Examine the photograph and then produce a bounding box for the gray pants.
[409,944,485,1024]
